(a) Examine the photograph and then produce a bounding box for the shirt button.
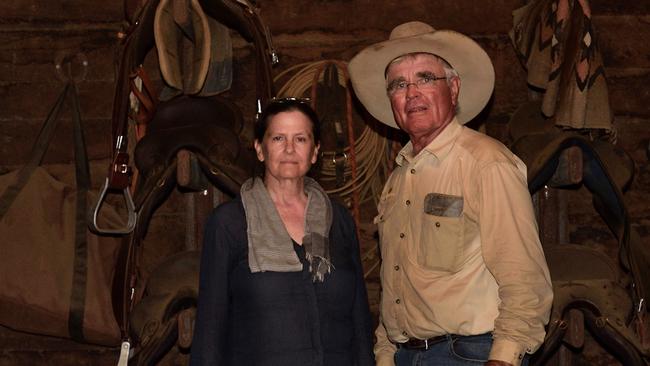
[410,168,416,174]
[399,233,405,238]
[405,200,411,205]
[394,265,400,271]
[396,299,401,304]
[435,222,441,227]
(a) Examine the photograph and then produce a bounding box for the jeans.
[394,333,529,366]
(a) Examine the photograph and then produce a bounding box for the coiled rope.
[274,60,390,214]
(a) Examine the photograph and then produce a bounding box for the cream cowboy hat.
[348,21,495,128]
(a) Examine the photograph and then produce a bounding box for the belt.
[398,335,448,350]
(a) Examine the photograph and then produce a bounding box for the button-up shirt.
[374,118,553,366]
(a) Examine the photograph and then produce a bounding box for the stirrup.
[90,178,137,234]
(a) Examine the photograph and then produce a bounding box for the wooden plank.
[0,30,119,84]
[0,0,122,23]
[608,70,650,118]
[261,0,522,35]
[0,80,115,119]
[614,116,650,164]
[3,0,647,27]
[595,15,650,69]
[589,1,650,15]
[0,116,113,165]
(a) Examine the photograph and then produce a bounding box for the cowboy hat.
[348,21,495,128]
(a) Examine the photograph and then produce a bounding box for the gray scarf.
[240,177,333,282]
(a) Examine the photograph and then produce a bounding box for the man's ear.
[449,76,461,107]
[254,140,264,162]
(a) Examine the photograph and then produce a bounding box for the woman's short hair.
[254,98,321,144]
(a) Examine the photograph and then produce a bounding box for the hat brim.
[349,30,495,128]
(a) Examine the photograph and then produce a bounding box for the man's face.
[386,54,460,140]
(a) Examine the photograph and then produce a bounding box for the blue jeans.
[394,333,529,366]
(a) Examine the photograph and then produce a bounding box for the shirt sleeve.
[476,161,554,365]
[189,207,233,366]
[374,316,397,366]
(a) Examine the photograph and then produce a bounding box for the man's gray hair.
[386,52,459,87]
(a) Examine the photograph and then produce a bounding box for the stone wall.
[1,1,649,365]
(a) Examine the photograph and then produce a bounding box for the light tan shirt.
[374,118,553,366]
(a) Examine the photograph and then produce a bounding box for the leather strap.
[108,2,160,338]
[321,64,347,187]
[398,335,448,350]
[109,37,136,191]
[129,65,158,133]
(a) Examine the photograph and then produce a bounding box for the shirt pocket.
[417,193,465,272]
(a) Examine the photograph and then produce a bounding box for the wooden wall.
[1,1,649,365]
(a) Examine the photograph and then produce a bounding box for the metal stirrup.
[90,178,137,234]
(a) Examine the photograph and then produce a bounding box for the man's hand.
[485,361,513,366]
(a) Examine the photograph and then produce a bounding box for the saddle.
[131,95,255,238]
[508,102,650,364]
[92,0,277,363]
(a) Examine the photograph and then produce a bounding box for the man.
[348,21,553,366]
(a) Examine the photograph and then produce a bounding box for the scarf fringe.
[306,252,334,283]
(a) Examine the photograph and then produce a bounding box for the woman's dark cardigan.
[190,196,375,366]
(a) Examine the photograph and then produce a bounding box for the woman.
[190,98,375,366]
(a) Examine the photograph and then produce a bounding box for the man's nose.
[405,83,420,99]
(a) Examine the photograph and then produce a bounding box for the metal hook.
[54,51,88,83]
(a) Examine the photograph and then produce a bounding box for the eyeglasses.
[386,75,447,96]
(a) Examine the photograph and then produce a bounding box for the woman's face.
[254,110,319,182]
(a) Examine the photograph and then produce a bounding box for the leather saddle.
[132,94,256,238]
[103,0,277,363]
[125,0,275,244]
[508,102,650,364]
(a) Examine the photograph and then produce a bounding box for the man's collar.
[396,117,462,166]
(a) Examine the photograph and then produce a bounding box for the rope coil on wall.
[274,60,391,216]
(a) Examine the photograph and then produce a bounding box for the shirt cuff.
[376,353,395,366]
[488,338,526,366]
